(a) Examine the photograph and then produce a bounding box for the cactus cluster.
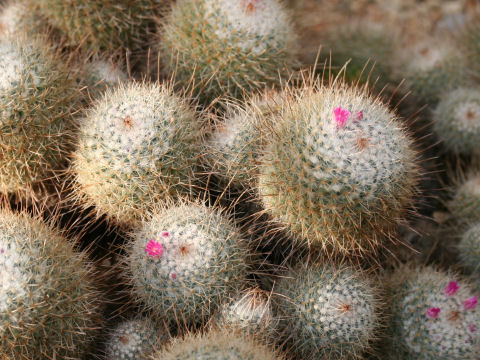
[273,264,381,359]
[0,35,79,195]
[160,0,297,102]
[386,265,479,360]
[126,202,249,324]
[0,210,101,359]
[258,84,419,254]
[71,83,205,225]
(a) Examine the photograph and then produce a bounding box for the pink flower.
[334,106,351,128]
[162,231,169,237]
[463,296,478,310]
[145,239,164,257]
[426,307,441,319]
[470,324,476,333]
[170,272,177,280]
[445,281,459,296]
[354,111,364,121]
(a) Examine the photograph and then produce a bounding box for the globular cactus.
[0,210,102,359]
[258,84,419,255]
[0,35,79,195]
[386,265,479,360]
[126,202,249,324]
[448,173,480,225]
[81,59,127,99]
[432,88,480,154]
[401,39,470,105]
[26,0,158,54]
[160,0,297,103]
[325,21,397,89]
[153,329,283,360]
[105,317,170,360]
[213,287,278,338]
[207,90,288,189]
[71,82,205,225]
[0,2,46,36]
[273,264,381,359]
[458,223,480,274]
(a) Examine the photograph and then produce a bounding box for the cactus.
[0,35,79,195]
[126,202,249,324]
[401,39,471,106]
[160,0,297,103]
[80,59,127,99]
[458,223,480,274]
[273,264,381,359]
[71,82,205,225]
[27,0,158,54]
[207,90,289,189]
[386,265,479,360]
[432,88,480,154]
[325,21,397,89]
[0,1,46,36]
[448,173,480,225]
[460,17,480,74]
[258,84,419,255]
[0,210,102,359]
[213,287,278,338]
[153,329,283,360]
[105,317,170,360]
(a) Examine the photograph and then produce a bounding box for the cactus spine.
[126,202,249,323]
[160,0,297,102]
[258,84,419,255]
[71,82,205,225]
[0,210,102,359]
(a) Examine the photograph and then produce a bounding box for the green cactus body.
[72,83,205,225]
[208,90,289,189]
[448,173,480,225]
[458,223,480,274]
[105,317,169,360]
[154,330,283,360]
[273,264,380,359]
[387,266,479,360]
[214,288,278,337]
[0,210,101,359]
[0,35,79,194]
[29,0,157,54]
[432,88,480,154]
[160,0,297,103]
[326,21,397,89]
[403,40,470,106]
[258,85,419,255]
[127,203,249,323]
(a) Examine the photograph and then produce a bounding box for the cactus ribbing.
[386,265,479,360]
[127,203,249,323]
[0,35,79,194]
[458,223,480,274]
[0,210,101,359]
[153,329,283,360]
[105,317,170,360]
[258,84,419,255]
[432,88,480,154]
[160,0,297,103]
[273,264,380,359]
[71,83,205,225]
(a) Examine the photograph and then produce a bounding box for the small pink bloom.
[334,106,351,128]
[470,324,476,333]
[0,249,4,254]
[463,296,478,310]
[162,231,169,237]
[145,239,164,257]
[354,111,364,121]
[170,272,177,280]
[445,281,459,296]
[426,307,441,319]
